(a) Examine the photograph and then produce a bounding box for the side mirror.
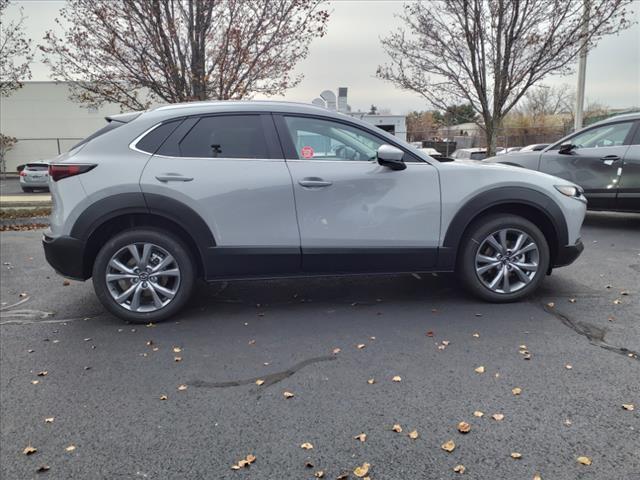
[377,144,406,170]
[559,143,576,154]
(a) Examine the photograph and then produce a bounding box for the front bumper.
[42,233,89,280]
[553,239,584,268]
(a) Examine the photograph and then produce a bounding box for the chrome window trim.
[128,123,164,154]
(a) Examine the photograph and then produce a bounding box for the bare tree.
[40,0,329,110]
[377,0,635,155]
[519,84,574,121]
[0,0,33,97]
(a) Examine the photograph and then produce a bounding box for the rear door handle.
[298,177,333,188]
[600,155,621,166]
[155,173,194,182]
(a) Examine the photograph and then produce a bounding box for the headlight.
[555,185,583,198]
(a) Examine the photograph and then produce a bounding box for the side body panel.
[617,142,640,212]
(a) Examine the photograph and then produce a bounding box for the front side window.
[560,122,633,150]
[284,116,386,161]
[179,115,268,158]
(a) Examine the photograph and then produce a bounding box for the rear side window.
[135,119,183,154]
[178,115,268,158]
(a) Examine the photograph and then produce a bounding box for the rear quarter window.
[134,119,183,154]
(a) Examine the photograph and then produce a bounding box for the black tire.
[92,228,195,323]
[457,214,550,302]
[21,187,33,193]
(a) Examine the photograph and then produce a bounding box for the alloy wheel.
[474,228,539,294]
[105,243,181,312]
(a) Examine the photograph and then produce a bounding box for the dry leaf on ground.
[314,471,324,478]
[353,462,370,477]
[367,378,375,384]
[357,344,366,349]
[44,417,54,423]
[511,452,522,459]
[300,442,313,450]
[354,433,367,442]
[37,465,50,472]
[159,395,168,400]
[442,440,456,452]
[457,421,471,433]
[392,424,402,433]
[392,375,402,382]
[177,384,187,391]
[408,430,419,439]
[255,379,264,386]
[492,413,504,421]
[283,391,294,399]
[23,445,37,455]
[453,464,466,474]
[474,366,485,374]
[622,404,634,411]
[172,347,181,353]
[65,445,76,452]
[577,456,592,465]
[332,348,341,355]
[512,387,522,395]
[473,410,484,417]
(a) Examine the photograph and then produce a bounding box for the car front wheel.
[458,214,550,302]
[92,228,195,323]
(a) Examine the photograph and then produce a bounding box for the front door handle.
[600,155,621,166]
[155,173,194,182]
[298,177,333,188]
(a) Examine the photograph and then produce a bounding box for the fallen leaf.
[174,356,182,362]
[474,366,485,374]
[37,371,48,377]
[283,391,294,399]
[408,430,419,439]
[353,462,370,477]
[314,471,324,478]
[146,340,154,346]
[622,404,634,411]
[300,442,313,450]
[31,380,39,385]
[442,340,450,346]
[337,474,348,480]
[613,298,622,305]
[392,375,402,382]
[512,387,522,395]
[248,339,256,345]
[332,348,341,354]
[511,452,522,459]
[367,378,375,384]
[441,440,456,452]
[160,395,168,400]
[564,419,572,426]
[354,433,367,442]
[177,384,188,391]
[473,411,484,418]
[23,445,37,455]
[392,424,402,433]
[577,456,592,465]
[547,302,555,308]
[533,474,542,480]
[453,464,466,474]
[255,379,265,386]
[457,421,471,433]
[569,298,576,303]
[357,344,366,349]
[65,445,76,452]
[246,454,256,464]
[621,290,629,296]
[472,333,480,338]
[426,331,434,337]
[231,454,256,470]
[305,461,314,468]
[37,465,50,473]
[565,364,573,370]
[491,413,504,421]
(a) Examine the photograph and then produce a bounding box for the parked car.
[19,162,50,192]
[518,143,550,152]
[485,113,640,212]
[450,148,488,160]
[43,101,586,322]
[505,147,522,154]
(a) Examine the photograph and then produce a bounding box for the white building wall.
[0,82,123,171]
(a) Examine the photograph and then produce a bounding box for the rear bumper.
[42,233,89,280]
[553,239,584,268]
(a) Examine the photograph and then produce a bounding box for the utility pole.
[574,0,590,131]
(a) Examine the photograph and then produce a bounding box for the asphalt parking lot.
[1,212,638,479]
[0,177,50,196]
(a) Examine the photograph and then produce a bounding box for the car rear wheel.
[92,228,195,323]
[21,187,33,192]
[458,214,550,302]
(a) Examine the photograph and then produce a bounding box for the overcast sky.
[5,0,640,113]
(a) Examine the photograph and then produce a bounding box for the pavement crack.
[542,303,638,361]
[189,355,336,389]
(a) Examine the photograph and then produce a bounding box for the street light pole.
[574,0,590,131]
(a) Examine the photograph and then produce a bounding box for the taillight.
[19,170,27,176]
[48,164,96,182]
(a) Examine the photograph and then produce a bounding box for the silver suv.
[42,101,586,322]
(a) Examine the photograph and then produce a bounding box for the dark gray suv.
[485,113,640,212]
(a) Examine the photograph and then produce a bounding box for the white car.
[43,101,586,322]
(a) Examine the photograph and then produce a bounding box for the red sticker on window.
[301,146,314,159]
